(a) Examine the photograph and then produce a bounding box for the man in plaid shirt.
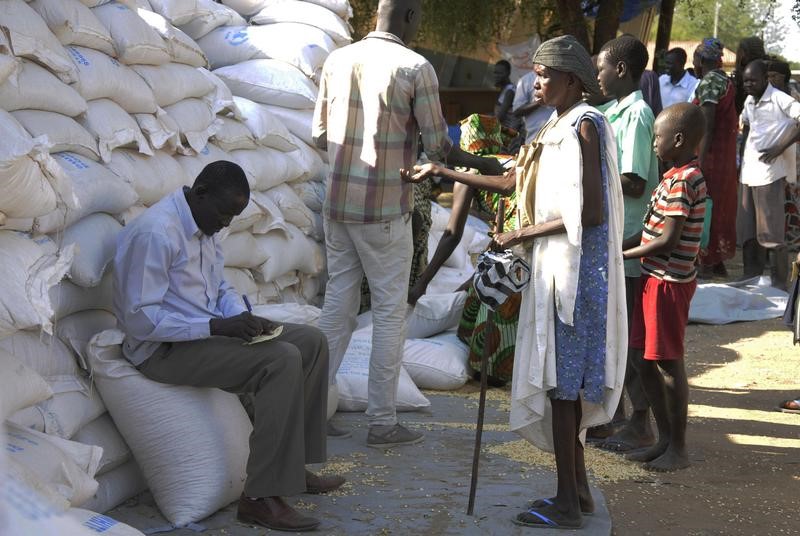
[313,0,502,448]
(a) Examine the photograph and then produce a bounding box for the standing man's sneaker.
[326,420,352,439]
[366,424,423,448]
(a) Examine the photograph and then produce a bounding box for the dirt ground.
[602,316,800,535]
[432,190,800,535]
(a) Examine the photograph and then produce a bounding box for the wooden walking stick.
[467,198,505,516]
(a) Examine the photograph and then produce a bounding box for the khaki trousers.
[137,323,329,498]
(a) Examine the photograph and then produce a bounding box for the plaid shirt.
[313,31,452,223]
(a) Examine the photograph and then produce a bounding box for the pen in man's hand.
[242,294,253,313]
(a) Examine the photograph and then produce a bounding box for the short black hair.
[600,36,649,82]
[495,59,511,71]
[767,58,791,84]
[745,59,769,77]
[666,47,687,65]
[194,160,249,199]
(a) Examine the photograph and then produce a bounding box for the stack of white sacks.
[0,0,490,530]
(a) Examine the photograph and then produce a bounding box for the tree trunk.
[592,0,624,54]
[555,0,591,52]
[653,0,677,72]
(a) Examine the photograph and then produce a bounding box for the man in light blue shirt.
[113,161,343,533]
[512,70,554,144]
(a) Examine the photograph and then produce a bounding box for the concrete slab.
[109,394,612,535]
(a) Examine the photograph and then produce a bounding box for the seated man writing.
[113,160,343,533]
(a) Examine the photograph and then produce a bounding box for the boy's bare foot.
[644,447,690,472]
[625,440,668,462]
[598,423,655,452]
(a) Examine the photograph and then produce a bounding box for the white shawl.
[509,103,628,452]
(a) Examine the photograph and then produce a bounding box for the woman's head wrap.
[695,37,724,64]
[532,35,601,95]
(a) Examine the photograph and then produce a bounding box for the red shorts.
[629,275,696,360]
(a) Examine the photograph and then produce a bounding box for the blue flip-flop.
[512,507,584,530]
[527,497,594,516]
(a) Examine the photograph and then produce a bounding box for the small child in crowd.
[623,102,708,472]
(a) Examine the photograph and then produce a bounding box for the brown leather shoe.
[237,495,320,532]
[304,470,346,494]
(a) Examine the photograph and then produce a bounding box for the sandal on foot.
[512,507,583,530]
[527,497,593,516]
[777,399,800,414]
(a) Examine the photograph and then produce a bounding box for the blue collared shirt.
[113,188,246,365]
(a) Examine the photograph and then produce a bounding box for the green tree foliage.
[656,0,780,53]
[349,0,551,53]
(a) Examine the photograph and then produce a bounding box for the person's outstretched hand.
[210,312,264,341]
[400,163,440,184]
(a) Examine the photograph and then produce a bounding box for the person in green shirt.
[595,35,660,451]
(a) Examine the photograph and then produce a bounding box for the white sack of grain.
[213,117,259,152]
[136,8,208,67]
[256,224,324,281]
[78,459,147,514]
[79,99,153,162]
[73,414,131,476]
[32,152,138,234]
[0,29,20,87]
[223,267,259,298]
[335,328,430,412]
[8,375,107,440]
[0,348,53,421]
[251,1,351,46]
[403,331,470,391]
[179,0,245,40]
[146,0,198,25]
[11,111,101,162]
[0,0,79,83]
[133,108,181,153]
[58,213,122,288]
[259,104,314,146]
[0,110,74,220]
[173,143,235,184]
[66,46,158,114]
[214,59,317,110]
[0,60,87,116]
[92,1,170,65]
[0,233,74,338]
[86,329,251,527]
[5,422,102,507]
[29,0,116,56]
[265,183,315,236]
[131,63,214,107]
[49,273,114,321]
[291,180,325,213]
[198,67,241,117]
[107,149,189,206]
[232,96,296,151]
[198,23,333,81]
[163,98,221,154]
[55,310,118,370]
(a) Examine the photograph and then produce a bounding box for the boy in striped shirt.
[622,103,708,472]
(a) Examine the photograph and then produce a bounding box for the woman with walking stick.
[402,35,626,530]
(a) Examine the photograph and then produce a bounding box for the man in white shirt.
[738,60,800,289]
[658,48,699,109]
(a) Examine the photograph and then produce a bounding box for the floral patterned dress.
[693,69,738,266]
